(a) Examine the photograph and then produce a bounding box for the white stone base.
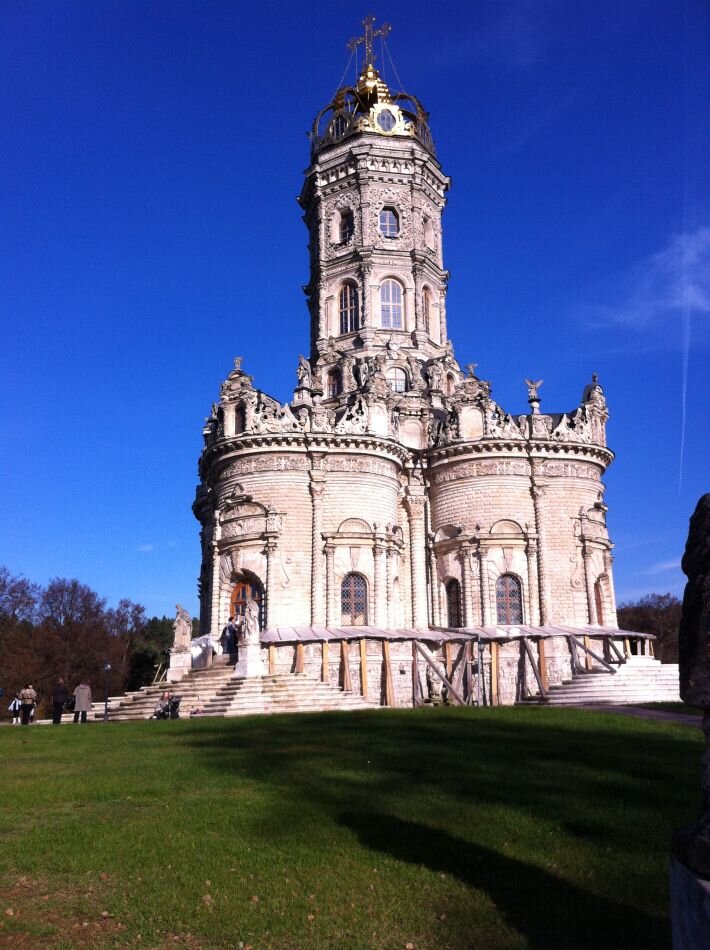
[167,650,191,683]
[234,641,264,679]
[670,855,710,949]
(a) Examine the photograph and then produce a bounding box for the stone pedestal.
[166,649,191,683]
[670,856,710,949]
[234,641,264,678]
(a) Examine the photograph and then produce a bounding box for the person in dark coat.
[19,684,37,725]
[52,678,69,725]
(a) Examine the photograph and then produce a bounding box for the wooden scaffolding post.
[583,634,593,671]
[341,640,352,692]
[490,641,499,706]
[538,638,549,692]
[624,637,631,657]
[295,642,305,674]
[321,641,329,683]
[383,640,395,707]
[268,644,276,675]
[360,639,368,699]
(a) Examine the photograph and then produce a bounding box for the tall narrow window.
[327,369,342,399]
[339,282,359,334]
[380,279,403,329]
[379,207,399,238]
[446,579,462,628]
[496,574,523,624]
[341,573,368,626]
[339,210,354,243]
[422,288,431,334]
[386,367,408,393]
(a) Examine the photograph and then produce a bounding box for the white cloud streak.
[637,558,682,576]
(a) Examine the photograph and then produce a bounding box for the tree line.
[0,566,189,717]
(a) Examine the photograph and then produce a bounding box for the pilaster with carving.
[405,493,428,628]
[428,546,441,627]
[210,508,222,640]
[460,542,473,627]
[525,536,541,625]
[386,545,397,628]
[373,540,387,627]
[309,473,326,626]
[325,542,336,626]
[477,547,493,626]
[604,547,618,624]
[264,539,278,630]
[582,540,597,625]
[530,481,551,625]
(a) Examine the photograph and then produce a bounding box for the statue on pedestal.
[244,597,261,645]
[172,604,192,653]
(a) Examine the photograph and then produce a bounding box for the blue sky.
[1,0,708,618]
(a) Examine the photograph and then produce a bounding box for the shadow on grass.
[339,810,663,950]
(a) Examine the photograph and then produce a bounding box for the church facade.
[189,29,630,705]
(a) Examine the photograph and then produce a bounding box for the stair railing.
[567,635,617,675]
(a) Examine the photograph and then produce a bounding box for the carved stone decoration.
[672,494,710,878]
[172,604,192,653]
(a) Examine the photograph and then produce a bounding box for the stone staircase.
[95,664,376,721]
[520,656,681,706]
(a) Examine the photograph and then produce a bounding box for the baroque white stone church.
[184,21,661,707]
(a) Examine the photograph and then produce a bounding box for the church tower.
[299,16,451,401]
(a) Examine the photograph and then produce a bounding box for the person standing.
[8,693,21,725]
[52,678,69,725]
[19,684,37,726]
[72,680,92,724]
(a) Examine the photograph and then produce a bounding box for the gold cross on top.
[347,15,391,66]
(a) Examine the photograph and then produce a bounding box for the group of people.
[7,678,94,725]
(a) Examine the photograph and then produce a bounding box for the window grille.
[496,574,523,624]
[446,579,462,628]
[380,279,403,329]
[386,367,408,393]
[341,573,368,626]
[339,283,359,334]
[339,210,354,243]
[327,370,342,399]
[379,207,399,238]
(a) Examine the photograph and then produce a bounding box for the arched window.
[379,207,399,238]
[380,279,403,329]
[341,573,368,626]
[234,406,245,435]
[230,573,264,630]
[496,574,523,624]
[594,578,605,625]
[422,288,431,334]
[339,282,359,334]
[327,369,342,399]
[339,210,354,243]
[386,367,408,393]
[446,579,462,628]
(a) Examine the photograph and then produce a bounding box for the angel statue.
[172,604,192,652]
[525,378,544,401]
[296,355,312,388]
[243,597,261,645]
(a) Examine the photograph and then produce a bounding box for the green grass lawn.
[0,707,702,949]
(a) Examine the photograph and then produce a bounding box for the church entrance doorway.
[341,573,368,625]
[230,573,264,630]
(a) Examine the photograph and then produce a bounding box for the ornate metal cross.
[347,15,391,66]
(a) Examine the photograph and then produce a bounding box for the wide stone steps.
[97,669,375,721]
[520,657,680,706]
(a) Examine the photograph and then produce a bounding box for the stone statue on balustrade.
[244,597,261,645]
[172,604,192,653]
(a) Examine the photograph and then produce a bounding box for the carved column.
[309,474,326,626]
[412,263,423,332]
[360,262,373,328]
[604,548,618,625]
[429,548,441,627]
[582,540,597,625]
[373,540,387,628]
[477,546,493,626]
[526,536,541,625]
[530,481,551,624]
[264,540,277,630]
[405,494,429,628]
[325,542,336,626]
[438,284,448,345]
[460,543,473,627]
[210,509,222,641]
[386,545,396,629]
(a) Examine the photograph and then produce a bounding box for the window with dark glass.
[594,579,605,625]
[339,282,359,334]
[446,579,462,628]
[341,573,368,626]
[339,210,354,243]
[422,288,431,334]
[496,574,523,624]
[327,369,342,399]
[386,367,407,393]
[380,279,403,329]
[379,207,399,238]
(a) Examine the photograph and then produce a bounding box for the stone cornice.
[427,438,614,469]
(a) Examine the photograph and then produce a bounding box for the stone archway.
[230,571,264,631]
